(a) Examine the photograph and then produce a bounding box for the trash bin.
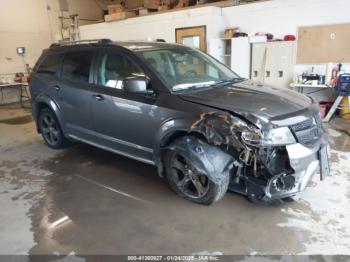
[340,96,350,120]
[319,102,332,120]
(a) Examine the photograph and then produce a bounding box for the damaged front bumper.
[265,141,329,200]
[239,137,330,203]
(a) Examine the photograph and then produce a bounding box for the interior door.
[175,26,207,51]
[90,49,158,164]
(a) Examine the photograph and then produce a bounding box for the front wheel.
[164,148,230,205]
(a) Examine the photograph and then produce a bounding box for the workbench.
[0,82,30,107]
[289,83,349,122]
[289,83,331,94]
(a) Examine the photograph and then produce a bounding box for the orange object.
[143,0,161,9]
[340,96,350,120]
[107,4,124,14]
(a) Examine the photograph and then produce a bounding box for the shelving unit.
[209,37,251,78]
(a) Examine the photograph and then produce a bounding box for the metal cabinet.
[251,41,296,88]
[209,37,251,79]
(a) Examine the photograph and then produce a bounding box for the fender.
[153,117,194,175]
[33,94,67,134]
[165,136,234,184]
[153,112,248,176]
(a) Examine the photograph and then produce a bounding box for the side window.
[98,52,144,89]
[36,54,63,77]
[62,51,94,83]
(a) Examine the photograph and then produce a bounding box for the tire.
[38,108,69,149]
[164,143,230,205]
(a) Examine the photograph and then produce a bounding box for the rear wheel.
[164,144,230,205]
[38,108,69,149]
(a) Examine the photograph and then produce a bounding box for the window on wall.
[182,36,200,49]
[98,52,145,89]
[62,51,94,83]
[36,54,63,77]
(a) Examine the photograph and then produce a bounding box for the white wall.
[80,6,224,43]
[80,0,350,43]
[222,0,350,39]
[2,0,350,76]
[0,0,103,76]
[0,0,61,75]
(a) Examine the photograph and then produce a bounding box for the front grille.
[290,118,314,132]
[290,116,322,146]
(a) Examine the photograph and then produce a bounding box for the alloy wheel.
[41,114,59,146]
[170,153,209,199]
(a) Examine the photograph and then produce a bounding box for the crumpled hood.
[178,80,313,121]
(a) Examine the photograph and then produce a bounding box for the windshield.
[136,47,241,92]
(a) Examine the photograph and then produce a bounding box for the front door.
[90,49,158,164]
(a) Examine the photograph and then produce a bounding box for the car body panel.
[178,80,312,120]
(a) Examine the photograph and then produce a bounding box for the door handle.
[93,94,105,101]
[51,85,60,91]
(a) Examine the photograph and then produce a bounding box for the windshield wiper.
[210,77,246,87]
[173,78,246,92]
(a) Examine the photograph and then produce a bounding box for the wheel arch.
[164,136,234,185]
[153,117,209,177]
[34,95,65,134]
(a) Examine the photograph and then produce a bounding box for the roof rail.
[50,39,113,48]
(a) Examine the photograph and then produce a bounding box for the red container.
[319,102,332,119]
[284,35,296,41]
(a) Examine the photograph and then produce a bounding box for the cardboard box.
[173,0,189,9]
[139,8,149,16]
[104,11,136,22]
[158,5,169,11]
[125,0,143,9]
[224,27,239,38]
[107,4,124,14]
[143,0,161,9]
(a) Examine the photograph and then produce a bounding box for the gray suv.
[30,39,330,205]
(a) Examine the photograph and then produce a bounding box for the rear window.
[62,51,94,83]
[36,53,63,77]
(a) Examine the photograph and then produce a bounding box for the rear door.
[55,49,97,142]
[30,52,64,106]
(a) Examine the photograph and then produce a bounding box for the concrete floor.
[1,104,350,259]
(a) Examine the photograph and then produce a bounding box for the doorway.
[175,25,207,52]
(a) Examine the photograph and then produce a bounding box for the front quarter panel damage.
[165,136,234,184]
[160,110,328,204]
[190,112,251,148]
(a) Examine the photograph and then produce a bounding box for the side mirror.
[123,77,154,95]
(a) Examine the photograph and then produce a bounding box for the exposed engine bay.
[175,111,331,204]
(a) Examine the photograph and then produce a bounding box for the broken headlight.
[262,127,296,146]
[241,130,262,147]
